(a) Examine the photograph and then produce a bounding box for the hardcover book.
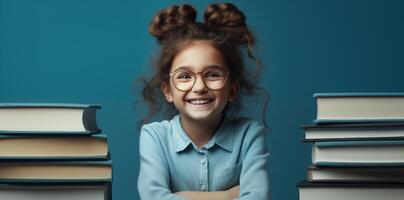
[298,181,404,200]
[314,93,404,124]
[312,140,404,167]
[307,165,404,183]
[0,182,111,200]
[0,134,108,160]
[0,161,112,183]
[302,123,404,141]
[0,103,101,134]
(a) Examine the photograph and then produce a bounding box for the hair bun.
[149,4,197,42]
[204,3,246,28]
[204,3,255,58]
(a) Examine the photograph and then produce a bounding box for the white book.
[302,123,404,141]
[312,140,404,167]
[299,181,404,200]
[0,103,100,134]
[314,93,404,124]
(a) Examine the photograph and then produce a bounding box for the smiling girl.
[137,3,270,200]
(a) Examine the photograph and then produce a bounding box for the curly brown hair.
[134,3,270,130]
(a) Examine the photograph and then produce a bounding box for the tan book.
[0,161,112,182]
[0,135,108,160]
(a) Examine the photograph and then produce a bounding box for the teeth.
[188,99,212,105]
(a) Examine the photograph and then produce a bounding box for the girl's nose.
[192,75,208,93]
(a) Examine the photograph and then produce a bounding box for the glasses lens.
[172,70,195,91]
[204,68,226,90]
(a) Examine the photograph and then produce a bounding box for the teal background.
[1,0,404,199]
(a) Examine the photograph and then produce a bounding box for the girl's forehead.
[171,41,227,72]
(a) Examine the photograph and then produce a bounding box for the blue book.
[0,160,112,183]
[0,134,109,161]
[312,140,404,167]
[313,93,404,124]
[0,182,111,200]
[0,103,101,134]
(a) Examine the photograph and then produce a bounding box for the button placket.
[199,152,208,191]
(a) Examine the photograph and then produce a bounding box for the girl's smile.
[186,97,215,110]
[186,98,214,105]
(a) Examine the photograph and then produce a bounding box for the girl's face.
[162,40,239,122]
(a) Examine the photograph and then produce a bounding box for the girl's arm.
[238,123,271,200]
[138,126,185,200]
[176,185,240,200]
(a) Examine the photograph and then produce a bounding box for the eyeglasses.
[164,67,229,91]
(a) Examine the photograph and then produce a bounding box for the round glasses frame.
[162,67,229,92]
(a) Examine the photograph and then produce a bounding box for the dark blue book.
[0,134,109,161]
[0,103,101,134]
[313,93,404,124]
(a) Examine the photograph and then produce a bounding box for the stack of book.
[0,103,112,200]
[298,93,404,200]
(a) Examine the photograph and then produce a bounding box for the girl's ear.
[161,82,174,103]
[228,81,240,102]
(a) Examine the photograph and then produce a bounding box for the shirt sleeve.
[238,123,271,200]
[137,125,185,200]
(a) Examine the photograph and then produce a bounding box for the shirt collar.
[172,114,233,153]
[172,115,192,152]
[205,115,233,152]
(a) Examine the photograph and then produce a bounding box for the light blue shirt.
[137,114,270,200]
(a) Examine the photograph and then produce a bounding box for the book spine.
[0,103,101,109]
[315,140,404,148]
[313,93,404,98]
[0,156,109,161]
[314,119,404,125]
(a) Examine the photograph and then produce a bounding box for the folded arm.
[238,123,271,200]
[176,185,240,200]
[138,127,185,200]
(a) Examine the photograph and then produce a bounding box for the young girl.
[137,3,270,200]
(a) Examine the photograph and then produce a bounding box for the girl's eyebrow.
[175,64,224,71]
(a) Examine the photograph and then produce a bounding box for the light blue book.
[313,93,404,124]
[0,103,101,134]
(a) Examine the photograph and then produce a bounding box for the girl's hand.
[226,185,240,199]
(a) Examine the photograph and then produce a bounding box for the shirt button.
[201,184,207,191]
[200,158,206,164]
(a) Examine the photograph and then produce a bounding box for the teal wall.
[1,0,404,199]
